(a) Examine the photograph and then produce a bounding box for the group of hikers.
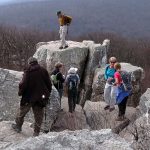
[12,57,80,136]
[104,57,132,121]
[11,11,133,137]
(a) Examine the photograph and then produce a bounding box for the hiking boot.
[59,46,63,49]
[109,107,115,112]
[115,115,125,121]
[12,123,22,133]
[104,105,110,110]
[64,45,68,49]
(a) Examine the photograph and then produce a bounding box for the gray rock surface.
[139,88,150,114]
[84,101,136,130]
[80,40,110,106]
[34,41,89,78]
[92,63,144,107]
[51,97,89,131]
[3,127,132,150]
[131,115,150,150]
[0,68,22,121]
[0,121,33,150]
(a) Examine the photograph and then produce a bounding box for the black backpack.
[68,74,78,90]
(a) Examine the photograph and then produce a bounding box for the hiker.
[12,57,52,136]
[114,62,131,121]
[51,62,65,106]
[104,57,117,112]
[65,67,80,114]
[57,11,72,49]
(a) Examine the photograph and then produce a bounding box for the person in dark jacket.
[12,57,52,136]
[51,62,65,106]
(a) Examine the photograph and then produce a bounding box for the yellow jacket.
[58,15,72,26]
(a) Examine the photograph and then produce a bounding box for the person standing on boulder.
[65,67,80,114]
[51,62,65,107]
[57,11,72,49]
[12,57,52,136]
[104,57,117,112]
[114,63,131,121]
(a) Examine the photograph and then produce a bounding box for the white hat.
[68,67,78,74]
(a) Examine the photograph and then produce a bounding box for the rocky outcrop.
[92,63,144,107]
[1,122,132,150]
[0,121,33,150]
[83,101,136,130]
[34,40,110,106]
[51,97,89,131]
[34,41,89,78]
[0,68,60,129]
[139,88,150,114]
[0,68,22,121]
[80,40,110,106]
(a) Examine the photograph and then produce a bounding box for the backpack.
[51,72,59,85]
[120,71,133,92]
[68,74,78,90]
[64,15,72,25]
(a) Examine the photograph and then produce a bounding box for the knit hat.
[57,11,62,16]
[68,67,78,74]
[28,57,38,64]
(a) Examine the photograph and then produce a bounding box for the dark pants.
[68,88,77,113]
[15,103,44,135]
[118,96,128,116]
[57,88,63,107]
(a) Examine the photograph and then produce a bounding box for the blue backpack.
[120,71,133,92]
[68,74,78,90]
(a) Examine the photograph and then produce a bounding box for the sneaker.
[64,45,68,49]
[59,46,63,49]
[109,107,115,112]
[12,123,22,133]
[104,105,110,110]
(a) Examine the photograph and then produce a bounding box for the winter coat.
[19,62,52,106]
[51,68,65,90]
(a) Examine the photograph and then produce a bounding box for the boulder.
[139,88,150,115]
[0,121,33,150]
[4,128,132,150]
[0,68,60,130]
[131,115,150,150]
[34,41,89,78]
[83,101,136,131]
[79,40,110,106]
[0,68,22,121]
[51,97,90,131]
[92,63,144,107]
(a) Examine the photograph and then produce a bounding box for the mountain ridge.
[0,0,149,38]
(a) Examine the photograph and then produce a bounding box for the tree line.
[0,25,149,92]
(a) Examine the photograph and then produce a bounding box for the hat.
[28,57,38,64]
[57,11,62,16]
[68,67,78,74]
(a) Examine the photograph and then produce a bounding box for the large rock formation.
[80,39,110,106]
[1,122,132,150]
[34,41,89,77]
[34,40,110,106]
[83,101,136,131]
[92,63,144,107]
[0,121,33,150]
[51,97,89,131]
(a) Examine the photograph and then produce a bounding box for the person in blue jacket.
[104,57,117,112]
